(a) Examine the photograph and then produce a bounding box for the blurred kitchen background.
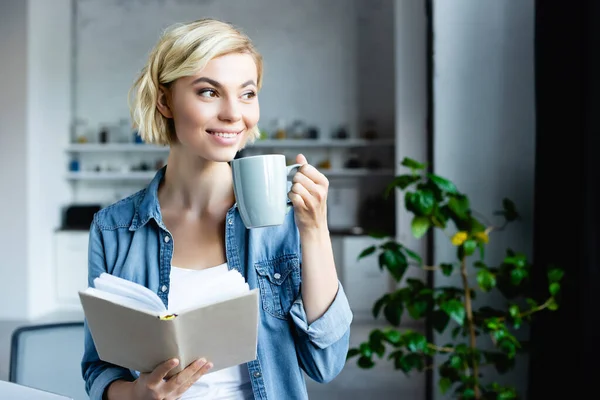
[0,0,549,399]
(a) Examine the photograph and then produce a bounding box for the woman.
[81,18,353,400]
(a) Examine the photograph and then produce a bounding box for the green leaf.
[447,195,470,220]
[440,299,466,325]
[427,173,458,194]
[403,247,423,263]
[462,388,476,398]
[357,355,375,369]
[526,298,538,308]
[439,377,453,394]
[463,239,477,256]
[504,254,527,268]
[359,342,372,357]
[440,263,454,276]
[346,348,360,359]
[548,268,564,283]
[449,354,463,369]
[411,216,430,239]
[502,198,519,221]
[368,331,386,358]
[477,269,497,292]
[383,329,402,345]
[357,245,376,260]
[549,282,560,296]
[405,191,435,216]
[372,294,390,319]
[432,309,451,333]
[368,231,388,239]
[547,298,559,311]
[478,242,485,260]
[398,352,424,373]
[384,174,421,197]
[510,268,528,286]
[405,332,428,352]
[407,299,429,319]
[379,250,408,281]
[380,241,402,252]
[401,157,426,170]
[432,206,448,228]
[384,297,404,326]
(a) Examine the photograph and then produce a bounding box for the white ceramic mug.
[231,154,301,228]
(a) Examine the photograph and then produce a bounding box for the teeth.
[210,132,238,138]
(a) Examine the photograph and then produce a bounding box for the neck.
[158,145,235,217]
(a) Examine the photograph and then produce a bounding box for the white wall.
[0,0,71,319]
[0,0,30,318]
[433,0,536,398]
[26,0,72,318]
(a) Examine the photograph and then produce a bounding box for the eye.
[197,88,218,98]
[241,91,256,100]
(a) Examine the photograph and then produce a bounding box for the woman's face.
[163,52,260,162]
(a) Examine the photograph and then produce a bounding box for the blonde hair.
[129,18,263,146]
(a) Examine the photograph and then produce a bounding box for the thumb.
[296,153,308,165]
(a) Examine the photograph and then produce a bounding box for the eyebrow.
[192,77,257,89]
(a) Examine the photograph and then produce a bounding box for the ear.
[156,85,173,119]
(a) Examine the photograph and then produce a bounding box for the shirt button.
[273,273,281,280]
[161,285,168,292]
[164,235,170,243]
[253,371,262,378]
[228,218,233,225]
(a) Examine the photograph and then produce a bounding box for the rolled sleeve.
[88,366,134,400]
[289,282,353,349]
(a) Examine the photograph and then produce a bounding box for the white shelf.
[66,143,168,152]
[66,168,394,181]
[248,138,394,148]
[65,138,394,152]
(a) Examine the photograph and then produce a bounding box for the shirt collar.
[129,166,166,231]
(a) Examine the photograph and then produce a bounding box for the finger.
[290,182,313,206]
[187,361,213,385]
[288,191,308,210]
[171,360,213,398]
[296,153,308,165]
[293,172,326,201]
[297,163,329,187]
[292,171,320,194]
[164,358,206,393]
[148,358,179,385]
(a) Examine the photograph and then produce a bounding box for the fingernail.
[196,358,206,367]
[171,358,179,366]
[207,362,213,369]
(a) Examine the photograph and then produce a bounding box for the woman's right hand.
[107,358,212,400]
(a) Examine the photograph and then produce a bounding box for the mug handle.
[286,163,302,215]
[286,163,302,181]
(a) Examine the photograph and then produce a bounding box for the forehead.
[193,53,258,84]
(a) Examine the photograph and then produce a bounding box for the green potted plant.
[346,158,564,400]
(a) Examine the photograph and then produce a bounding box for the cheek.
[244,102,260,127]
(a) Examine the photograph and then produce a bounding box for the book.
[79,268,259,378]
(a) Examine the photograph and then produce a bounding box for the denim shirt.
[81,167,353,400]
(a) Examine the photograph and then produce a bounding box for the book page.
[82,287,162,316]
[92,273,166,313]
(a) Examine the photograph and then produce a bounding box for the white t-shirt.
[168,264,254,400]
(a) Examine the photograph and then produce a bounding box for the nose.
[218,97,242,123]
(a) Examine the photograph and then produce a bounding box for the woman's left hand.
[288,154,329,234]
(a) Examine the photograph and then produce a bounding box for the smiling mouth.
[206,129,243,139]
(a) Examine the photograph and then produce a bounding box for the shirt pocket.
[255,254,301,320]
